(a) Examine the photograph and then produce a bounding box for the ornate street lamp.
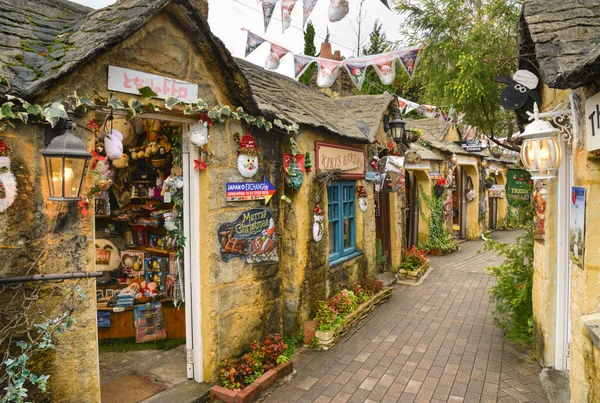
[450,153,458,165]
[481,159,488,169]
[520,103,562,182]
[42,116,91,201]
[384,96,408,148]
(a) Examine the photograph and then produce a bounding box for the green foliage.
[500,205,530,230]
[324,26,330,43]
[394,0,521,144]
[375,238,388,272]
[314,301,341,331]
[362,20,388,56]
[483,228,534,350]
[299,22,317,86]
[398,246,429,271]
[417,183,459,253]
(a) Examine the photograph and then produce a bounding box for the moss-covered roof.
[236,58,395,142]
[0,0,255,110]
[520,1,600,89]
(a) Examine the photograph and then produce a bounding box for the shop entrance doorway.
[375,191,392,271]
[452,166,468,239]
[405,171,419,248]
[93,115,203,401]
[489,177,499,229]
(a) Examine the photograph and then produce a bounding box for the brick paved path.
[265,231,548,403]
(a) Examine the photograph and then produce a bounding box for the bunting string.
[243,29,423,90]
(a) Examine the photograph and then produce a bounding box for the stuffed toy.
[104,129,124,160]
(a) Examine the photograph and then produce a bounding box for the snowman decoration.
[357,184,368,212]
[0,139,17,213]
[313,205,324,242]
[236,133,260,178]
[189,120,209,147]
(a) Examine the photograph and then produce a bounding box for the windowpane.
[328,181,357,261]
[329,221,337,254]
[344,218,352,248]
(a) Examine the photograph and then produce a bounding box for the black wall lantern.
[41,116,91,201]
[384,96,407,148]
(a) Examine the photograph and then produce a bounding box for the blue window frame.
[328,181,356,262]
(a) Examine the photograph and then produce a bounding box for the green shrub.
[418,183,459,253]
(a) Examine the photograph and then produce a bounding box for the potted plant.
[433,177,447,198]
[396,246,430,282]
[485,177,495,189]
[491,146,504,159]
[407,128,422,143]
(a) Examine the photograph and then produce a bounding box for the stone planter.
[314,287,393,351]
[210,361,293,403]
[395,261,430,285]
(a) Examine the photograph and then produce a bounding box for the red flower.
[194,157,207,171]
[435,178,447,187]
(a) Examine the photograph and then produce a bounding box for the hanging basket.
[433,185,445,198]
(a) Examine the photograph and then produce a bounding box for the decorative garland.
[0,88,300,135]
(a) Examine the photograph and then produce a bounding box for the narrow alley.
[265,231,548,403]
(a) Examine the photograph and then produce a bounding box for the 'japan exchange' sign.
[108,66,199,103]
[315,141,366,179]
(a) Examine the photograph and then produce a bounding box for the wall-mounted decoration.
[226,177,276,204]
[315,141,366,179]
[235,133,260,178]
[357,184,368,212]
[488,184,505,198]
[532,184,546,242]
[284,153,305,190]
[0,139,17,213]
[305,152,312,172]
[218,208,278,264]
[570,187,586,267]
[506,169,533,207]
[443,195,453,222]
[496,70,542,110]
[189,120,210,147]
[313,204,324,242]
[378,156,404,193]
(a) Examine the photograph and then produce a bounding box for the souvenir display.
[0,139,17,213]
[134,302,167,343]
[378,156,405,193]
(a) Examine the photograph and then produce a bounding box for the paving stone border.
[314,288,393,351]
[209,361,293,403]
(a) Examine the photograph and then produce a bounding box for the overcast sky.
[71,0,406,78]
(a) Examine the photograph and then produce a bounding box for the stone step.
[377,271,397,288]
[141,380,211,403]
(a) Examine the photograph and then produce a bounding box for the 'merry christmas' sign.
[506,169,533,207]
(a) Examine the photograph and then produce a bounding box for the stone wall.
[0,121,99,402]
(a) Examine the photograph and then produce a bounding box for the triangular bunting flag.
[343,61,369,90]
[379,0,391,10]
[396,48,421,78]
[316,58,342,88]
[281,0,298,33]
[294,55,316,79]
[397,96,420,114]
[372,54,396,85]
[245,31,267,57]
[303,0,318,27]
[262,0,278,32]
[265,43,290,70]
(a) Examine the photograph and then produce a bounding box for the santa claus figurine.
[237,133,260,178]
[317,67,336,88]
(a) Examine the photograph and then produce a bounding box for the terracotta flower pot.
[303,320,316,345]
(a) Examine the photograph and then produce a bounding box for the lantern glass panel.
[45,157,62,198]
[521,137,562,172]
[66,158,86,198]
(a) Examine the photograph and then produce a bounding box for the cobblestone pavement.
[265,231,548,403]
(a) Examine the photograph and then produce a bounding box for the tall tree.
[324,26,331,43]
[299,22,317,86]
[394,0,521,150]
[363,21,388,55]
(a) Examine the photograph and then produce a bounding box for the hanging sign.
[570,187,586,267]
[496,70,542,110]
[108,66,198,103]
[506,169,533,207]
[585,91,600,152]
[456,140,487,152]
[226,177,276,204]
[488,184,505,198]
[315,141,366,179]
[217,208,278,264]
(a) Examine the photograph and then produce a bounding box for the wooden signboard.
[315,141,366,179]
[585,91,600,152]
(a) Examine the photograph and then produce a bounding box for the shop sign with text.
[108,66,198,103]
[226,177,276,204]
[217,209,278,264]
[585,91,600,152]
[456,140,487,152]
[315,141,366,179]
[506,169,533,207]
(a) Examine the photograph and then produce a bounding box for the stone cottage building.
[0,0,408,400]
[520,1,600,401]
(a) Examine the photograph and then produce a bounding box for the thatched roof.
[406,118,474,156]
[0,0,255,109]
[236,58,395,142]
[521,1,600,89]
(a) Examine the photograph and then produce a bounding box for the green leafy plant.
[375,238,388,272]
[327,289,358,317]
[483,226,534,350]
[315,301,340,332]
[418,183,459,253]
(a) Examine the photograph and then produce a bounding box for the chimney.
[320,42,332,59]
[333,50,341,61]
